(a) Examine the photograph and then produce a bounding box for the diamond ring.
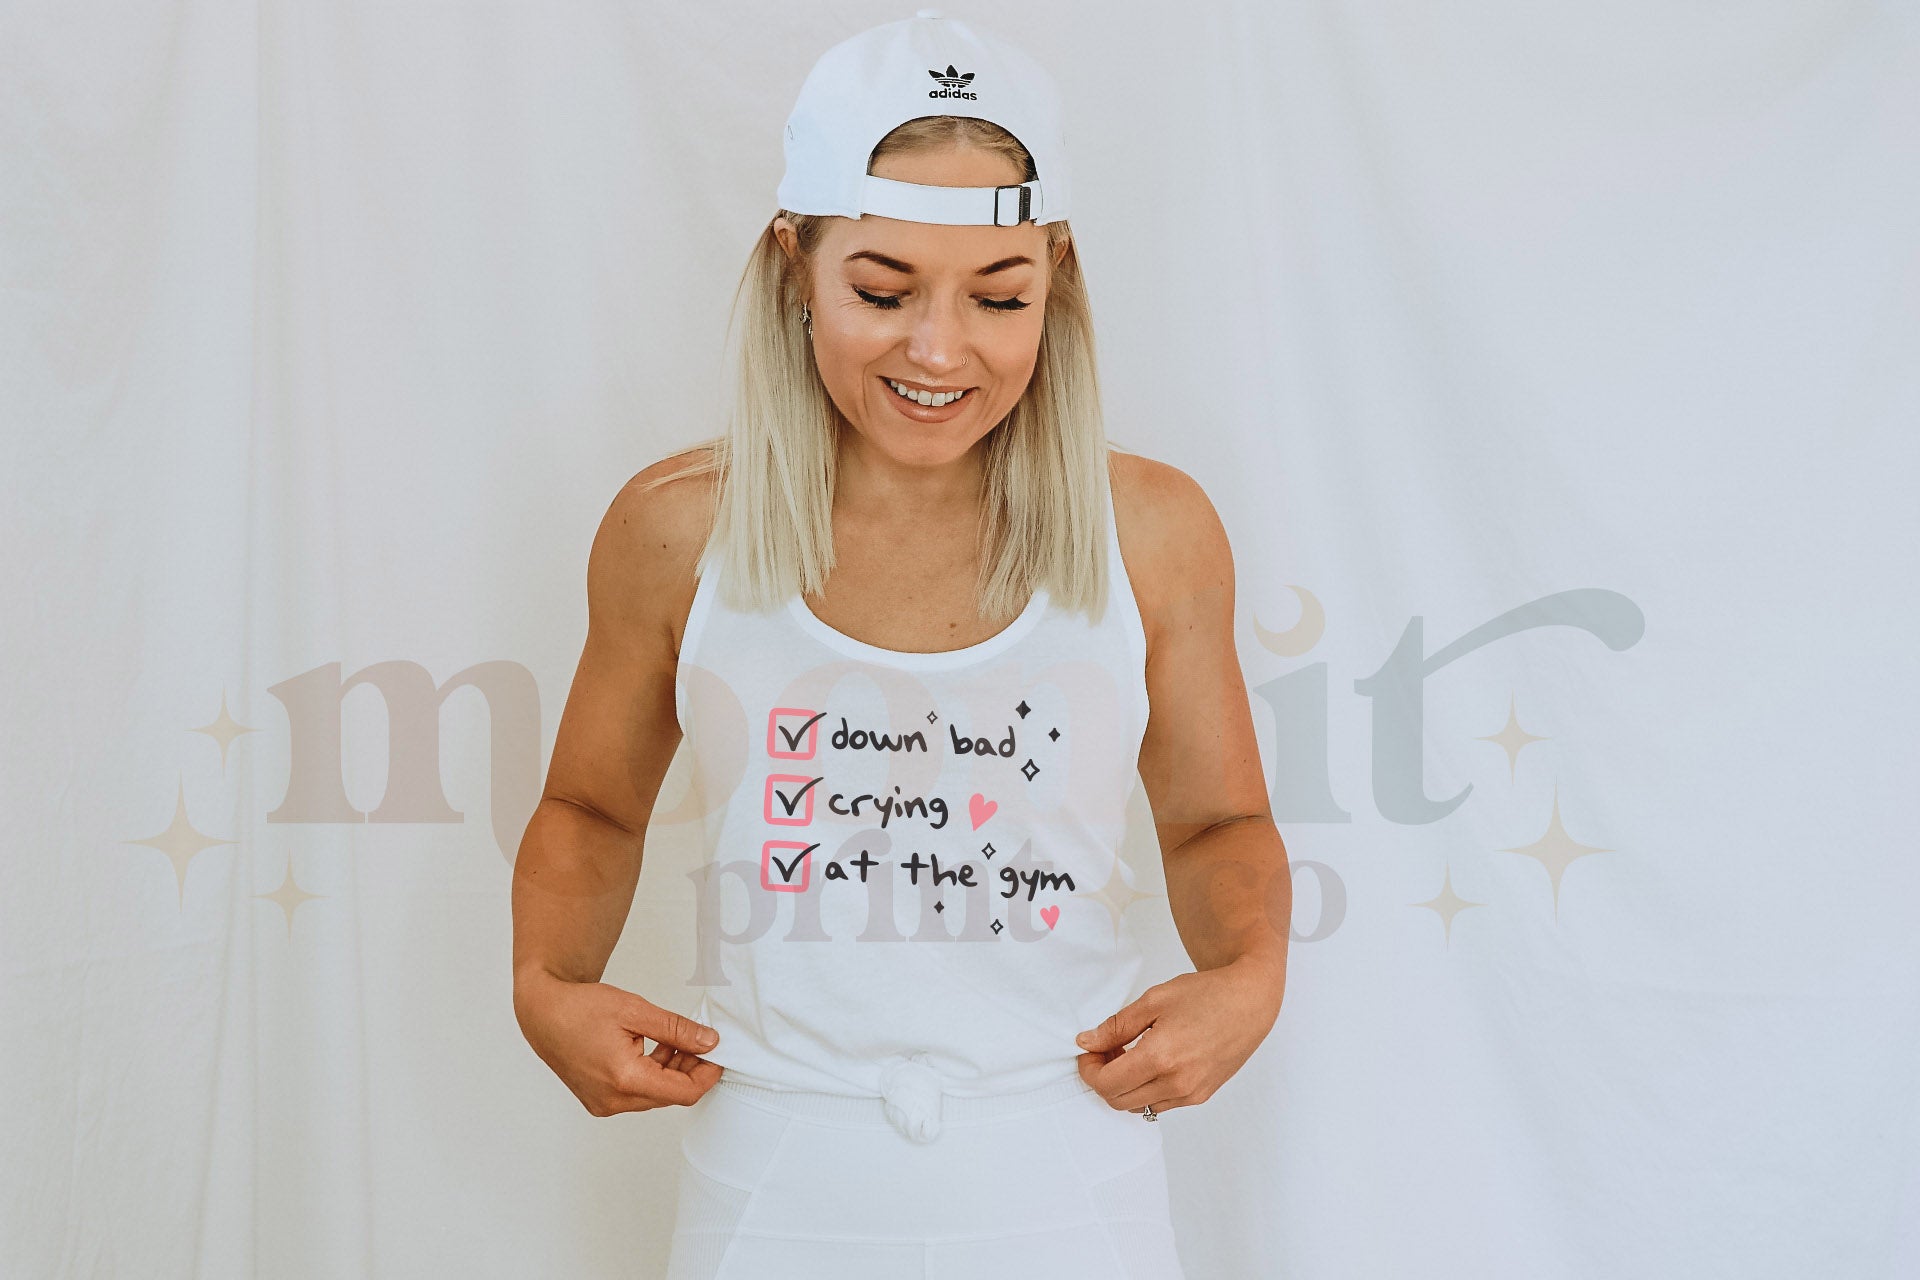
[1140,1102,1158,1121]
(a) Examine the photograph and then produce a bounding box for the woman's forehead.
[823,218,1046,276]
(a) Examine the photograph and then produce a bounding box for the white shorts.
[664,1071,1187,1279]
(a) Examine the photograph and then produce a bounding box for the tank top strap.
[1101,470,1150,740]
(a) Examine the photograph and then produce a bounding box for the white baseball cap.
[776,10,1071,227]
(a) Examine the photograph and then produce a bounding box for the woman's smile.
[878,375,976,421]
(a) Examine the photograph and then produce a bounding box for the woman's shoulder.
[590,443,723,660]
[1107,446,1235,634]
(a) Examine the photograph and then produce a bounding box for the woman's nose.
[903,297,971,373]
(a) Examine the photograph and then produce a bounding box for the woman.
[512,14,1289,1278]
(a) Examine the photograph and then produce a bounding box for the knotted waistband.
[879,1052,947,1142]
[712,1055,1095,1144]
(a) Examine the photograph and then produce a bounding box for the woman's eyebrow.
[843,250,1035,276]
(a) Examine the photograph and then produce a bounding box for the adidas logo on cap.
[927,64,978,100]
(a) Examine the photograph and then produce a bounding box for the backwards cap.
[776,10,1071,227]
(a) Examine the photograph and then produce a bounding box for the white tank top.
[671,475,1152,1142]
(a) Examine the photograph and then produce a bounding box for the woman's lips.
[878,376,975,422]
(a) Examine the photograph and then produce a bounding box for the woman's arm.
[513,460,689,988]
[1073,454,1289,1111]
[1131,460,1289,985]
[511,455,724,1114]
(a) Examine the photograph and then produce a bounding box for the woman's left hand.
[1073,952,1284,1115]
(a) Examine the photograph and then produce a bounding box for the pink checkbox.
[764,774,821,825]
[767,707,825,759]
[761,840,817,892]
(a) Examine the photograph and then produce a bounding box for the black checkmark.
[777,711,827,752]
[774,776,823,815]
[770,843,820,882]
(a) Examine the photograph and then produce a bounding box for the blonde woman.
[512,14,1288,1277]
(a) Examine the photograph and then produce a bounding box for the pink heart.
[1040,905,1059,929]
[968,793,998,830]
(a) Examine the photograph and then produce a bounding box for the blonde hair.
[643,113,1127,625]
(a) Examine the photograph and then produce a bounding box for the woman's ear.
[772,216,799,264]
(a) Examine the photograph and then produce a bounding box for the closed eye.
[853,287,1030,313]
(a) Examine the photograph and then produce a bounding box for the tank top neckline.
[784,582,1053,671]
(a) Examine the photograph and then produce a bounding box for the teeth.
[887,379,970,408]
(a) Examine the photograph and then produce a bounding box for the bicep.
[542,479,693,837]
[1133,475,1271,857]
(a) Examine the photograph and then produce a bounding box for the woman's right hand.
[515,969,724,1116]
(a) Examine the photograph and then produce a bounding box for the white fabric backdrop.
[5,2,1916,1276]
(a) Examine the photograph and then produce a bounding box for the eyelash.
[852,287,1031,313]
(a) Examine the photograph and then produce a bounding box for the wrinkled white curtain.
[5,2,1915,1276]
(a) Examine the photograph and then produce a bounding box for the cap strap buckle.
[993,183,1034,227]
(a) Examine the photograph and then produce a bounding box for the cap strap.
[859,175,1045,226]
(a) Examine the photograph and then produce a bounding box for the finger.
[618,1053,708,1107]
[1076,994,1159,1054]
[1143,1090,1200,1112]
[670,1054,723,1086]
[1107,1076,1175,1111]
[615,991,721,1055]
[1076,1046,1122,1085]
[1086,1038,1161,1105]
